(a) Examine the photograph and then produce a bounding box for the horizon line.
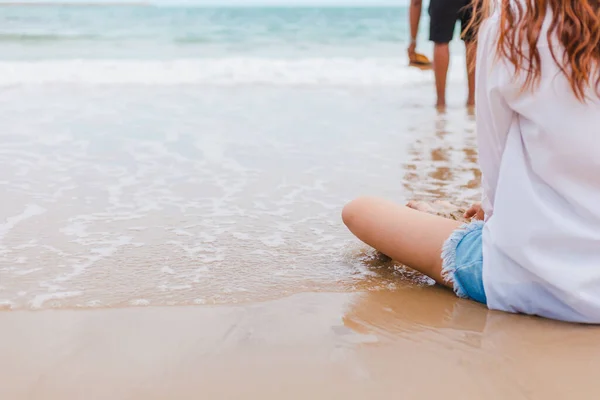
[0,1,405,6]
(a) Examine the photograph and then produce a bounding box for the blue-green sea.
[2,6,416,58]
[0,4,471,84]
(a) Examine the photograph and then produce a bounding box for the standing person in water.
[408,0,478,108]
[344,0,600,323]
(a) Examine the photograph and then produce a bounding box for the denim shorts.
[441,221,487,304]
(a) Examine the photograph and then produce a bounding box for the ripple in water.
[0,85,477,310]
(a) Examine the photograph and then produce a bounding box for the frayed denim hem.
[441,221,484,299]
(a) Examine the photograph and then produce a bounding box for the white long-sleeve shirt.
[477,12,600,323]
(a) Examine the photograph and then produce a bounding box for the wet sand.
[2,289,600,400]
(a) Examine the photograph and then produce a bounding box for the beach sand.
[2,289,600,400]
[5,5,598,398]
[2,80,597,398]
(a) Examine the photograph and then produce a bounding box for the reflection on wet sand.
[345,288,600,399]
[402,109,480,205]
[344,285,487,341]
[2,290,599,400]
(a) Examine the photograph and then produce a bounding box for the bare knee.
[342,196,378,231]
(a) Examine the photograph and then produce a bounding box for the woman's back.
[477,1,600,322]
[341,0,600,324]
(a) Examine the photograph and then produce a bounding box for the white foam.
[0,300,14,310]
[0,204,46,241]
[231,232,251,240]
[13,268,42,276]
[53,235,133,283]
[158,284,192,291]
[161,266,175,274]
[130,299,150,306]
[30,291,83,309]
[173,229,193,237]
[59,220,89,238]
[0,57,465,86]
[260,233,285,248]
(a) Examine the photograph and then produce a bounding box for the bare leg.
[433,42,450,108]
[465,41,476,107]
[342,197,461,287]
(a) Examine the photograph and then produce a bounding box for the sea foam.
[0,57,465,86]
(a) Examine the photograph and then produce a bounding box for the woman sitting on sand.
[343,0,600,323]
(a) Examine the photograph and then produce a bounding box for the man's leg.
[433,43,450,108]
[429,0,461,108]
[408,0,423,59]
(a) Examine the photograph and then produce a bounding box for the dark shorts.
[429,0,477,43]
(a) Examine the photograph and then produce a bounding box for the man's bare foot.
[466,104,475,116]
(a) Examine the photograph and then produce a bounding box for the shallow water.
[0,84,478,309]
[0,4,479,309]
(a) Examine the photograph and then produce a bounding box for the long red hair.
[470,0,600,101]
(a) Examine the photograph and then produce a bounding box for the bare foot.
[466,104,475,117]
[407,200,455,213]
[431,200,457,211]
[407,200,469,222]
[406,200,435,213]
[467,100,475,116]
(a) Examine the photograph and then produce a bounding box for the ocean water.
[0,5,469,84]
[0,5,478,310]
[1,6,410,58]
